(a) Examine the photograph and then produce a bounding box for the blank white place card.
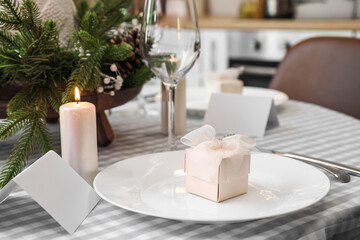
[0,151,101,234]
[203,93,279,137]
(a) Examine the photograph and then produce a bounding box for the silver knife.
[258,148,360,177]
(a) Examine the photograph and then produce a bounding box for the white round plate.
[94,151,330,223]
[187,86,289,112]
[243,86,289,106]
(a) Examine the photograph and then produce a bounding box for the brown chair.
[269,37,360,119]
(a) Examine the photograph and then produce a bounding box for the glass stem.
[165,84,177,150]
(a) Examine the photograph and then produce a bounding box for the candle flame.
[177,17,181,40]
[75,87,80,103]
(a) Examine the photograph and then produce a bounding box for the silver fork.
[222,134,351,183]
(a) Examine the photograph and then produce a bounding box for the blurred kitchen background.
[130,0,360,89]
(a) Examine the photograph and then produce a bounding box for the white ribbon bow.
[181,125,256,183]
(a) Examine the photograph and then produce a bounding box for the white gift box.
[181,125,255,202]
[205,67,245,102]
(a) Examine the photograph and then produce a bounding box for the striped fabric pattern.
[1,100,360,239]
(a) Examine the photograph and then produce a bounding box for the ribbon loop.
[182,126,256,184]
[180,125,216,147]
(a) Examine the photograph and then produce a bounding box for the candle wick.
[76,100,79,105]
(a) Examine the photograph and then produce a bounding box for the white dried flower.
[97,86,104,93]
[109,91,115,96]
[131,18,139,26]
[116,75,123,82]
[114,82,123,90]
[103,77,111,84]
[110,63,117,72]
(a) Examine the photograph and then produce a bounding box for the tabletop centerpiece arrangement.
[0,0,154,188]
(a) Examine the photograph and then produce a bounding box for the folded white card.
[203,93,279,137]
[0,151,101,234]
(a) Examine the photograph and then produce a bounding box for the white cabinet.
[187,29,229,87]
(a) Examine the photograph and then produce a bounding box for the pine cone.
[110,29,145,78]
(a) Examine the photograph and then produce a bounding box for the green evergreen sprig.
[0,0,22,30]
[0,0,75,187]
[0,107,53,188]
[0,0,152,188]
[122,65,155,88]
[63,3,135,102]
[0,0,63,189]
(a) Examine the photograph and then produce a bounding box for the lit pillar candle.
[60,87,98,186]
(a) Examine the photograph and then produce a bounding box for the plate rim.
[94,151,330,223]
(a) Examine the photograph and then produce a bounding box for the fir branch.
[57,48,80,79]
[62,79,77,103]
[0,18,62,86]
[80,11,99,37]
[0,0,22,21]
[73,30,100,50]
[89,0,132,40]
[46,86,62,112]
[63,45,106,103]
[123,65,154,88]
[0,13,22,30]
[0,30,18,48]
[0,103,51,188]
[0,49,22,63]
[76,1,90,26]
[0,68,11,87]
[33,119,53,154]
[0,0,153,189]
[20,0,41,29]
[103,0,133,16]
[0,127,35,188]
[103,43,133,62]
[40,20,59,49]
[0,112,31,140]
[14,27,34,48]
[0,115,53,188]
[7,85,58,115]
[97,12,126,38]
[6,85,40,114]
[0,0,22,29]
[78,46,106,90]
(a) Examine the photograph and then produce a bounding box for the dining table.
[1,98,360,239]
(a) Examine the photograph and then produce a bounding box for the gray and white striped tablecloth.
[1,100,360,239]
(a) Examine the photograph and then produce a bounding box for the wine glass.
[140,0,201,150]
